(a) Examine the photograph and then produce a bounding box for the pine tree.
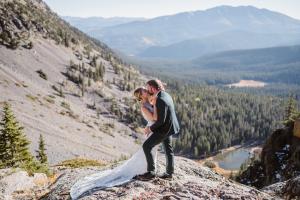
[64,33,69,48]
[0,103,33,168]
[283,95,299,126]
[36,134,48,164]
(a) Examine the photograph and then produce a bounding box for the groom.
[137,79,180,180]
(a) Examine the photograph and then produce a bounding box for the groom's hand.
[144,126,151,136]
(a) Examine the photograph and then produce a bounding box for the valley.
[1,0,300,199]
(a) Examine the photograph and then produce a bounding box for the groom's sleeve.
[150,98,168,132]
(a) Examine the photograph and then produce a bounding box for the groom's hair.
[147,79,165,91]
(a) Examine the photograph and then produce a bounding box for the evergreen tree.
[36,134,48,164]
[64,33,70,48]
[283,95,299,126]
[0,103,34,168]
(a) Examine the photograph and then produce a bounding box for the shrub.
[58,158,106,168]
[204,161,217,168]
[36,69,48,80]
[26,94,38,102]
[61,101,70,110]
[43,96,55,104]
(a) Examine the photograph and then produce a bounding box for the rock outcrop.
[0,168,50,200]
[237,122,300,189]
[262,175,300,200]
[43,155,278,200]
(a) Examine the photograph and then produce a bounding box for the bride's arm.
[141,106,156,121]
[141,96,158,121]
[152,99,158,121]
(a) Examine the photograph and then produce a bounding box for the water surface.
[215,148,251,170]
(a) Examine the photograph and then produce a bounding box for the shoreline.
[197,144,262,178]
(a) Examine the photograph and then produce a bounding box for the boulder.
[0,169,49,199]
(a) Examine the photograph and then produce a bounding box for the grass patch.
[61,101,70,110]
[26,94,38,102]
[22,82,28,88]
[58,158,106,168]
[134,139,142,145]
[66,110,79,120]
[112,154,128,164]
[43,96,55,104]
[204,161,216,169]
[21,160,53,177]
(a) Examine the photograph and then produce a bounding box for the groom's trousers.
[143,132,174,174]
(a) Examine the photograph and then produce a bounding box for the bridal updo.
[133,87,146,101]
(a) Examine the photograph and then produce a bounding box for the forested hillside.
[131,45,300,87]
[169,84,284,157]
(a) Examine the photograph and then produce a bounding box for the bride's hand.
[144,126,151,136]
[149,96,157,105]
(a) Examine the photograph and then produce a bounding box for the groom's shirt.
[150,91,180,136]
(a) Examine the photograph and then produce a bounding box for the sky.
[44,0,300,20]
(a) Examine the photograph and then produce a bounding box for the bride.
[70,87,159,199]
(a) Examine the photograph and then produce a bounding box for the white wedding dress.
[70,104,157,199]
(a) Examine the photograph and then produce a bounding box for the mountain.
[132,45,300,86]
[62,16,145,33]
[192,45,300,70]
[0,0,145,164]
[190,45,300,85]
[139,31,300,59]
[88,6,300,55]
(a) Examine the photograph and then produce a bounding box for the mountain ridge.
[62,16,145,33]
[0,0,146,164]
[138,30,300,59]
[81,5,300,55]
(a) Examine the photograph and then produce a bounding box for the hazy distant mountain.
[139,31,300,59]
[89,6,300,55]
[131,45,300,85]
[189,45,300,84]
[62,16,145,33]
[192,45,300,71]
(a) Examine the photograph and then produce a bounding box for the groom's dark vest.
[150,91,180,136]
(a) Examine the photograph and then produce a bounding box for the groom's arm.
[150,98,168,132]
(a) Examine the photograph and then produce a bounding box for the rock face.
[237,122,300,189]
[44,155,278,200]
[262,175,300,199]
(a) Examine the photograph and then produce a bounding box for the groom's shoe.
[158,172,173,180]
[133,172,156,181]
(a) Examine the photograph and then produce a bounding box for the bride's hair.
[133,87,146,101]
[147,79,166,91]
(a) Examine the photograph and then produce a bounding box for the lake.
[214,148,251,170]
